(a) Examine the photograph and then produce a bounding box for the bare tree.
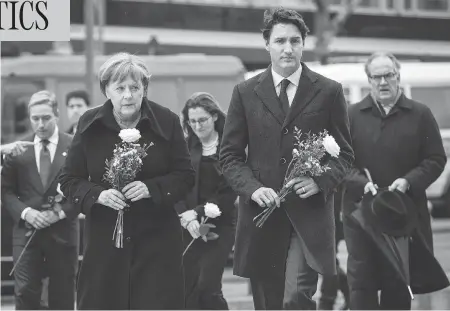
[313,0,359,64]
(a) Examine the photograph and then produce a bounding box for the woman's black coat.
[59,98,195,309]
[175,134,237,227]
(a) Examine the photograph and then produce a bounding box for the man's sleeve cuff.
[21,207,32,220]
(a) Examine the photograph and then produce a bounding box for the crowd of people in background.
[1,6,449,311]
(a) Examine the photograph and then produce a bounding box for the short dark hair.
[66,90,90,107]
[262,7,310,43]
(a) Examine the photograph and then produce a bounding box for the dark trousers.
[344,213,411,310]
[318,262,349,310]
[250,228,318,310]
[183,225,235,310]
[12,234,78,310]
[318,237,349,310]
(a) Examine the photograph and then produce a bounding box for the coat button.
[280,158,287,165]
[73,197,79,204]
[283,128,289,135]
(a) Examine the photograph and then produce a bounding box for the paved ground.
[2,219,450,310]
[223,218,450,310]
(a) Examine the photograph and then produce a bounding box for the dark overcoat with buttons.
[58,98,195,310]
[343,94,447,293]
[219,64,354,282]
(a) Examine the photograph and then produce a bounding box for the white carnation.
[322,134,340,158]
[204,202,221,218]
[119,128,141,143]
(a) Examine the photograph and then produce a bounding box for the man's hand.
[97,189,128,210]
[24,209,52,229]
[364,182,378,196]
[1,141,34,156]
[389,178,410,193]
[186,220,201,239]
[122,181,151,202]
[41,210,60,225]
[251,187,280,209]
[285,176,320,199]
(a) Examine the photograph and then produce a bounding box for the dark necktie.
[40,139,52,187]
[279,79,290,114]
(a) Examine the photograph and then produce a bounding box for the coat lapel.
[44,132,70,193]
[23,140,45,194]
[254,67,286,125]
[283,64,320,128]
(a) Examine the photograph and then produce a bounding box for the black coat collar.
[78,98,171,141]
[359,93,412,111]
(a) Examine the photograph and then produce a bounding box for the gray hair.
[98,53,151,96]
[28,90,59,116]
[364,52,401,77]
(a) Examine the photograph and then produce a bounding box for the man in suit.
[1,90,79,310]
[65,90,90,135]
[220,7,354,310]
[343,52,447,309]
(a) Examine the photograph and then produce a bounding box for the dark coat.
[219,64,354,280]
[344,94,447,292]
[1,131,79,247]
[175,133,237,309]
[58,98,195,310]
[175,134,237,227]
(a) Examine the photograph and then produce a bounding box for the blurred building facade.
[2,0,450,69]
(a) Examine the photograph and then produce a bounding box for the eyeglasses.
[368,72,397,83]
[188,116,212,127]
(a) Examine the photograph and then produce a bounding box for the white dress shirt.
[271,65,303,106]
[22,126,66,221]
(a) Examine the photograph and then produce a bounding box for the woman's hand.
[186,220,201,239]
[180,210,198,228]
[122,181,151,202]
[97,189,128,210]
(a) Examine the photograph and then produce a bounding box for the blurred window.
[404,0,413,9]
[386,0,395,9]
[358,0,381,8]
[410,86,450,128]
[1,79,44,143]
[417,0,448,11]
[343,87,351,104]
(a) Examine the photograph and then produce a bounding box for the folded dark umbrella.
[351,206,415,299]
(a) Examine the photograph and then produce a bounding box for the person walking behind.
[343,52,447,310]
[65,90,90,135]
[177,92,237,309]
[1,91,79,310]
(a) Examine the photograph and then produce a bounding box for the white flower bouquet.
[253,127,340,228]
[102,128,149,248]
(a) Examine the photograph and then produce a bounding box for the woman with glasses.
[177,92,237,309]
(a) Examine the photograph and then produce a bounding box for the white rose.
[119,128,141,143]
[292,148,300,157]
[322,135,340,158]
[204,202,221,219]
